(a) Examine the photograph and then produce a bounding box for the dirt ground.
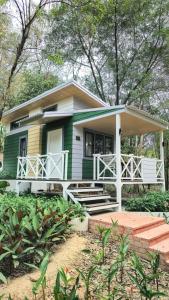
[0,233,87,300]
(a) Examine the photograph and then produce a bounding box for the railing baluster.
[131,154,134,180]
[97,154,100,180]
[64,151,69,180]
[93,154,96,180]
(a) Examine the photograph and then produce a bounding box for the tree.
[45,0,169,106]
[13,69,59,105]
[0,0,84,114]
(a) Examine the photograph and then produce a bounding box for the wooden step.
[75,193,108,198]
[75,195,112,202]
[69,188,103,193]
[85,202,117,208]
[134,224,169,246]
[87,203,119,212]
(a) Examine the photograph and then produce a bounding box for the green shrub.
[125,192,169,212]
[0,180,9,189]
[0,193,85,217]
[0,193,85,280]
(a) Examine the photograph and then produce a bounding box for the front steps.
[67,185,119,215]
[89,212,169,271]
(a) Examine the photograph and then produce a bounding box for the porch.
[17,151,164,184]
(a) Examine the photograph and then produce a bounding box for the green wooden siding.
[73,107,122,123]
[42,117,73,179]
[3,130,28,178]
[82,158,93,179]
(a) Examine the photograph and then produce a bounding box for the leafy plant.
[77,266,96,300]
[0,195,84,279]
[117,234,129,283]
[54,268,79,300]
[129,252,166,300]
[96,225,111,264]
[99,262,118,299]
[0,181,9,192]
[32,253,50,300]
[148,252,161,292]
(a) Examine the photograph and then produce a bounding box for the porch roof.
[73,106,168,136]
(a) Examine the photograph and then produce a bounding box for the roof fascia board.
[74,105,125,114]
[3,81,109,118]
[43,112,73,118]
[73,109,125,126]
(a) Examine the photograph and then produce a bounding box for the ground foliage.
[125,191,169,212]
[0,193,84,282]
[2,226,169,299]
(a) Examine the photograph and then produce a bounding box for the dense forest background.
[1,0,169,186]
[1,0,169,114]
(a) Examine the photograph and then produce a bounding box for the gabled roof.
[73,105,168,135]
[2,81,109,123]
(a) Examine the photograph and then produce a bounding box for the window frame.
[10,115,29,131]
[19,135,27,157]
[84,129,114,158]
[43,104,58,113]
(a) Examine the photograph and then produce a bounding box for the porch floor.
[89,212,169,270]
[16,178,163,185]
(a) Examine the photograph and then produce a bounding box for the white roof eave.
[3,81,109,118]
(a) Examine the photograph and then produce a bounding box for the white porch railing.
[93,153,164,182]
[17,151,69,180]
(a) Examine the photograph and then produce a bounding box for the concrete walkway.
[89,212,169,270]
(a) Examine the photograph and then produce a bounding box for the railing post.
[25,157,28,179]
[60,152,64,180]
[64,151,69,180]
[93,154,96,180]
[160,131,165,191]
[35,155,40,179]
[131,154,134,180]
[115,113,122,211]
[97,154,100,180]
[17,157,20,179]
[46,153,51,180]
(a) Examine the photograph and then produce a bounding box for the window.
[85,130,113,157]
[43,104,57,113]
[105,136,113,154]
[19,137,27,157]
[10,116,29,131]
[95,134,104,154]
[85,132,94,157]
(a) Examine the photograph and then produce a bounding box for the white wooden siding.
[72,126,84,180]
[141,158,157,183]
[73,98,91,110]
[29,107,42,117]
[57,97,74,111]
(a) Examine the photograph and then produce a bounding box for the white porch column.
[115,113,122,211]
[160,131,165,191]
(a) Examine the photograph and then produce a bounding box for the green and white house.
[2,81,168,214]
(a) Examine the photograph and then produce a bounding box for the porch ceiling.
[74,110,168,136]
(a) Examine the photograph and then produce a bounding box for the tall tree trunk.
[114,0,119,105]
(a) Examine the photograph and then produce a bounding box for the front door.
[47,128,63,178]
